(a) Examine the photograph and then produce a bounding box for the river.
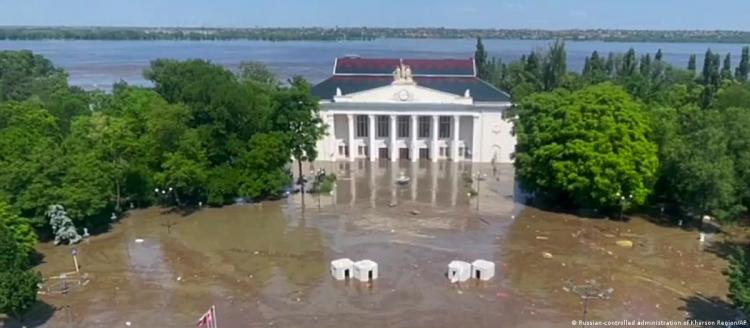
[0,39,747,90]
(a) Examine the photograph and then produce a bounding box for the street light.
[474,171,482,211]
[615,192,633,220]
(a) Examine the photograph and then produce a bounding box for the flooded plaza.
[11,161,743,327]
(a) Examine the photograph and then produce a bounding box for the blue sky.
[2,0,749,30]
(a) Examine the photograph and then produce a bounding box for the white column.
[472,116,481,162]
[410,115,418,162]
[347,114,355,162]
[451,115,460,162]
[389,115,398,162]
[431,115,439,162]
[328,114,337,162]
[368,114,376,161]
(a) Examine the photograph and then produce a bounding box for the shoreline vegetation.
[2,26,750,43]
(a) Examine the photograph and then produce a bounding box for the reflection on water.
[30,160,528,328]
[322,160,485,209]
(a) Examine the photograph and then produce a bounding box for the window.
[356,115,368,137]
[439,147,446,156]
[418,116,430,138]
[398,116,409,138]
[377,116,389,138]
[358,145,367,156]
[439,116,451,138]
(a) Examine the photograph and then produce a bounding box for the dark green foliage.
[0,202,37,257]
[688,54,697,72]
[542,40,566,91]
[474,37,490,80]
[238,61,279,87]
[736,46,750,81]
[728,245,750,317]
[0,51,325,237]
[655,49,664,61]
[514,84,658,211]
[620,48,638,77]
[0,223,28,270]
[237,132,292,199]
[0,50,63,102]
[721,53,734,81]
[0,269,40,320]
[0,224,40,320]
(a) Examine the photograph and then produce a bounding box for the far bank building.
[312,57,515,163]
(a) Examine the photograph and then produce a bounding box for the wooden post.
[71,248,79,274]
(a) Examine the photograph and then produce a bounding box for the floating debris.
[616,240,634,248]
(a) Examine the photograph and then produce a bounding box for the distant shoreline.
[2,26,750,43]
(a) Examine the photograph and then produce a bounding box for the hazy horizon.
[2,0,750,31]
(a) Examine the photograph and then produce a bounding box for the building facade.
[312,57,515,163]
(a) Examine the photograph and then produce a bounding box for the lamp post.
[474,171,482,211]
[615,192,633,220]
[154,187,174,205]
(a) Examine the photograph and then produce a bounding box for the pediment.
[333,84,472,105]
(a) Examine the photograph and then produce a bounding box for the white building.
[312,57,515,163]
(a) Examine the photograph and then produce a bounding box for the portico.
[312,57,515,163]
[324,109,477,162]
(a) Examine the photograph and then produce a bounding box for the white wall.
[477,107,515,163]
[315,105,516,163]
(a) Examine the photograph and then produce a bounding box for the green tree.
[655,49,664,61]
[661,107,744,221]
[714,84,750,110]
[620,48,638,77]
[542,40,566,91]
[237,61,279,87]
[0,101,65,221]
[640,54,652,76]
[238,132,292,199]
[687,54,697,73]
[0,50,64,102]
[154,130,209,205]
[474,37,490,80]
[701,49,722,108]
[0,270,40,321]
[514,83,658,211]
[721,53,734,81]
[736,46,750,81]
[0,224,40,321]
[270,77,326,190]
[728,245,750,316]
[0,202,36,257]
[0,223,28,270]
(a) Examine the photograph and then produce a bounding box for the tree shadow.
[679,294,743,326]
[1,300,57,328]
[159,205,201,217]
[703,239,747,262]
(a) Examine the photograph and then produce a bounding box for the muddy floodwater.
[9,161,743,327]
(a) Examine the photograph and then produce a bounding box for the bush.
[728,245,750,316]
[0,269,41,320]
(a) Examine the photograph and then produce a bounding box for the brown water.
[6,161,742,327]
